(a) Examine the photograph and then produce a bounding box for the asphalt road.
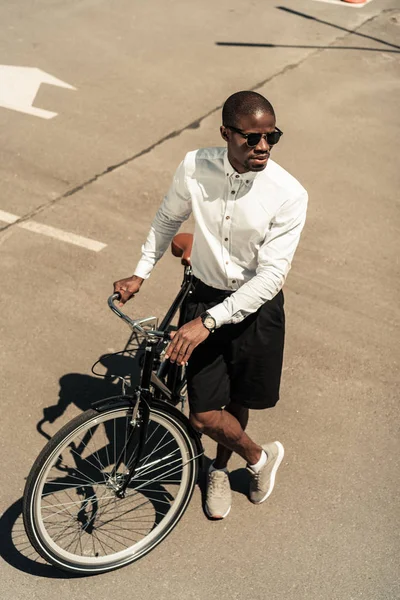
[1,1,399,599]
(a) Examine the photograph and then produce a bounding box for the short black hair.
[222,91,275,127]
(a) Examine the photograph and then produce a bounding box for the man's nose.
[255,135,270,151]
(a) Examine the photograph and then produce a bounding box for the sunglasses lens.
[246,133,262,147]
[245,131,282,147]
[268,131,282,145]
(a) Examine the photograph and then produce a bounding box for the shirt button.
[231,190,235,195]
[232,280,236,284]
[226,261,229,265]
[226,216,230,220]
[235,174,239,178]
[224,237,228,241]
[246,180,249,184]
[226,173,229,176]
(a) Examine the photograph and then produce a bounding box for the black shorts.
[184,278,285,413]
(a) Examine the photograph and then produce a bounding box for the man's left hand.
[165,317,210,365]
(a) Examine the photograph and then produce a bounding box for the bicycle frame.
[104,265,196,497]
[155,265,194,400]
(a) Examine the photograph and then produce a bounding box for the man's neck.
[227,152,248,175]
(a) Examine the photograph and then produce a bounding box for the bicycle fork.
[108,340,158,498]
[109,394,150,498]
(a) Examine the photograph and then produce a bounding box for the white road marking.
[0,209,106,252]
[311,0,374,6]
[0,66,76,119]
[0,210,18,224]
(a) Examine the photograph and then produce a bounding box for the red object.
[342,0,367,4]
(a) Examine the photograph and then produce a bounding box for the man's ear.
[220,126,229,142]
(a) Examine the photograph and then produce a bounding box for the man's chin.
[247,157,269,171]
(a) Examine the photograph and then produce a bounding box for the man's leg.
[213,402,249,469]
[189,407,262,466]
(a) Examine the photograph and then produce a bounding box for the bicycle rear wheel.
[23,399,200,574]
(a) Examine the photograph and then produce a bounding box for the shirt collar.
[223,150,258,187]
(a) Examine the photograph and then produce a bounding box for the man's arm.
[134,159,192,280]
[113,158,192,305]
[207,190,308,327]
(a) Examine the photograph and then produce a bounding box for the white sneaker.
[248,441,284,504]
[205,469,232,519]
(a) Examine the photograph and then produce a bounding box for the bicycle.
[22,233,204,575]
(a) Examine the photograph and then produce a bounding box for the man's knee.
[189,410,221,433]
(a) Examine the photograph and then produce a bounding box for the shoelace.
[249,470,264,491]
[249,462,269,486]
[208,472,229,496]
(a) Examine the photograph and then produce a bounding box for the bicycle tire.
[23,399,200,574]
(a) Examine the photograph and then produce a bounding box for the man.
[114,91,308,519]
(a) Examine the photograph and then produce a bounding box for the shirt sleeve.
[207,190,308,327]
[134,158,192,279]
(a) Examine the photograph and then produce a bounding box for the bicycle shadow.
[2,418,186,578]
[37,328,146,441]
[0,498,77,578]
[1,334,148,577]
[0,490,176,579]
[4,327,207,576]
[1,463,248,576]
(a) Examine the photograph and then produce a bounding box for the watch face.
[204,315,216,330]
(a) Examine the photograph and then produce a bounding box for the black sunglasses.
[226,125,283,147]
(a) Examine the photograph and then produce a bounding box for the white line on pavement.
[0,210,19,224]
[0,209,107,252]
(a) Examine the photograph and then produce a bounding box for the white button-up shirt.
[134,147,308,328]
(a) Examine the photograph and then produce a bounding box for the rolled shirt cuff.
[206,302,234,328]
[133,258,153,280]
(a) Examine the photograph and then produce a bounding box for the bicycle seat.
[171,233,193,266]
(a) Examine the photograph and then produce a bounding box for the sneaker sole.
[205,504,231,520]
[251,441,285,505]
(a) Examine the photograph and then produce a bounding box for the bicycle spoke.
[136,427,170,471]
[41,482,105,495]
[41,492,115,520]
[69,428,107,475]
[133,448,182,479]
[131,440,181,475]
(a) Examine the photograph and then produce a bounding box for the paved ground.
[1,0,399,598]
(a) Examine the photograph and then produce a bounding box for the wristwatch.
[200,311,216,333]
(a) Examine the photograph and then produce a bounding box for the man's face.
[221,111,277,174]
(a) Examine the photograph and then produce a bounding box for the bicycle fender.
[91,395,135,412]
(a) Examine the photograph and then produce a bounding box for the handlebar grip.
[107,294,166,339]
[107,293,136,327]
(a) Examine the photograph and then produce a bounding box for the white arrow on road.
[0,65,76,119]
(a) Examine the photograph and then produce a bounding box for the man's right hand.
[113,275,144,306]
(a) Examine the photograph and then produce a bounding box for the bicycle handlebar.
[108,294,170,341]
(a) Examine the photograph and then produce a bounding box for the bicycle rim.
[24,405,198,573]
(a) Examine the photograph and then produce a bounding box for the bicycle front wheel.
[23,400,199,574]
